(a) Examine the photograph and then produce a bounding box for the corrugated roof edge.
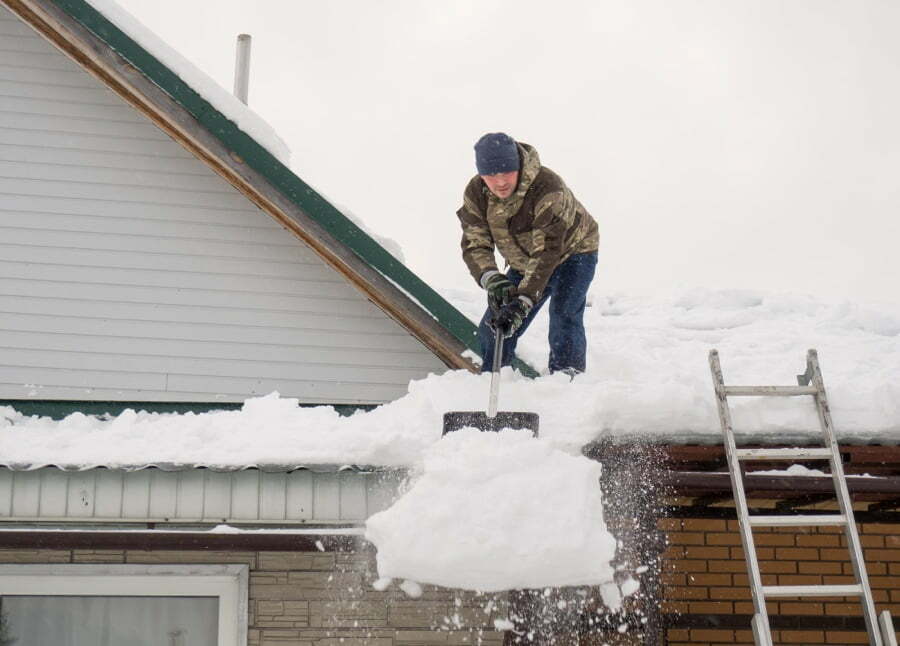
[0,462,404,473]
[44,0,538,377]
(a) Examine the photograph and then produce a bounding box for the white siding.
[0,467,403,524]
[0,6,447,404]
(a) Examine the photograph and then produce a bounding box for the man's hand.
[483,272,516,310]
[491,296,533,338]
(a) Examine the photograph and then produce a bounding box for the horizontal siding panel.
[0,141,215,177]
[0,93,160,129]
[0,278,381,317]
[0,329,440,369]
[0,227,310,261]
[0,33,75,55]
[168,374,406,403]
[0,380,407,405]
[0,158,236,194]
[0,156,233,193]
[0,191,277,228]
[0,296,404,334]
[0,123,195,158]
[0,313,422,353]
[0,17,35,36]
[0,364,167,391]
[0,91,148,124]
[0,347,430,385]
[0,244,324,278]
[0,212,300,247]
[0,176,254,211]
[0,47,87,72]
[0,259,351,299]
[0,381,403,404]
[0,63,101,90]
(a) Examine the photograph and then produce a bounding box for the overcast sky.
[115,0,900,305]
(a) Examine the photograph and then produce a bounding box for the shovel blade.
[442,411,539,437]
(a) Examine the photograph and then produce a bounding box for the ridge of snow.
[1,288,899,471]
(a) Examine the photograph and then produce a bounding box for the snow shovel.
[442,308,539,437]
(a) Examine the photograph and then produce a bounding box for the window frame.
[0,563,248,646]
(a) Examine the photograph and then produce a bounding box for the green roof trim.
[47,0,538,378]
[0,400,376,421]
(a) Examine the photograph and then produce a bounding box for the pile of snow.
[749,464,828,477]
[1,288,899,470]
[85,0,291,165]
[364,429,617,592]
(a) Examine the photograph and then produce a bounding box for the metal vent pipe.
[233,34,252,104]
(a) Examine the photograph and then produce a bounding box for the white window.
[0,563,248,646]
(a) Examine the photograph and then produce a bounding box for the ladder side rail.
[880,611,898,646]
[752,613,774,646]
[709,350,773,643]
[808,349,883,646]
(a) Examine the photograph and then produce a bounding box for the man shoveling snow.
[457,133,600,376]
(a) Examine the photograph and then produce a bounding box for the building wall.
[0,544,650,646]
[660,517,900,646]
[2,517,895,645]
[0,547,512,646]
[0,4,446,405]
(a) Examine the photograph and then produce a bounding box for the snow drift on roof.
[1,288,898,470]
[85,0,291,164]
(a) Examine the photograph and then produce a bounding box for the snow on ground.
[364,429,617,592]
[85,0,291,165]
[1,288,899,470]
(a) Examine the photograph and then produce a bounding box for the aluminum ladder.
[708,349,896,646]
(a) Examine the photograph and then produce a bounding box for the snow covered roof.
[1,288,898,472]
[8,0,484,369]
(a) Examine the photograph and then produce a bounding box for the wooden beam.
[0,529,367,551]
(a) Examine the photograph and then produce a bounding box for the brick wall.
[660,517,900,646]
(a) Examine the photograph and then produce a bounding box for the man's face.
[481,171,518,199]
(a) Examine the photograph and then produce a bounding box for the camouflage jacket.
[456,142,599,303]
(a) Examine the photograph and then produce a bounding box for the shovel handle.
[487,323,503,418]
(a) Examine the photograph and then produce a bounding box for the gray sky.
[115,0,900,305]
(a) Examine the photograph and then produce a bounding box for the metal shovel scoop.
[442,314,539,437]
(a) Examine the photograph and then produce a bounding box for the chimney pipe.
[233,34,252,105]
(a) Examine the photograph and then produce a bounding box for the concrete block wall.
[0,547,643,646]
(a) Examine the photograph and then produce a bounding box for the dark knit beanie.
[474,132,520,175]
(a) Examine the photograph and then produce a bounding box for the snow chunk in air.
[364,429,617,593]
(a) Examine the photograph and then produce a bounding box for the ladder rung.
[736,448,833,460]
[762,584,863,598]
[748,515,846,528]
[724,385,818,396]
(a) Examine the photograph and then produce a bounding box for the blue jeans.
[479,251,597,374]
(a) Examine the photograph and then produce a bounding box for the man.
[456,132,599,375]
